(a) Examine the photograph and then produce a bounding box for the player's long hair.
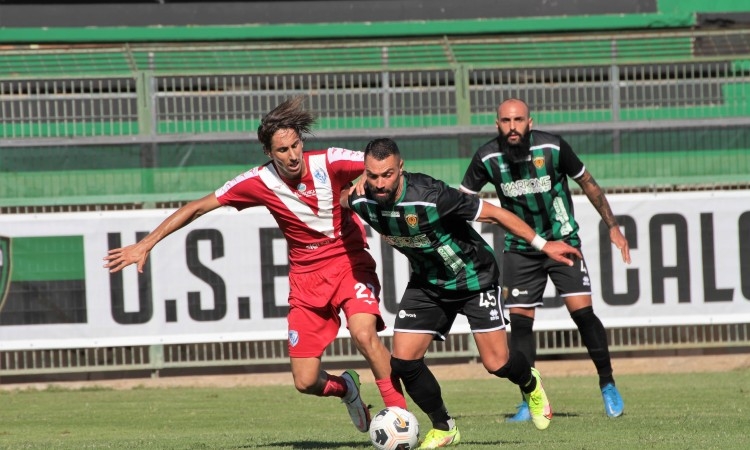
[257,96,316,151]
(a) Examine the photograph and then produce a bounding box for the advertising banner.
[1,190,749,350]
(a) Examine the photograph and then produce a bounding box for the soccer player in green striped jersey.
[344,138,581,446]
[460,98,632,420]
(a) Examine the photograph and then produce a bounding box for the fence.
[3,323,749,379]
[2,28,750,211]
[2,27,750,380]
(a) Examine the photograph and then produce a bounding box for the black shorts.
[501,251,592,309]
[394,282,507,341]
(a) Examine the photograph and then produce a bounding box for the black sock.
[509,313,536,366]
[571,306,615,388]
[427,406,452,431]
[509,313,536,398]
[493,351,536,394]
[391,357,452,428]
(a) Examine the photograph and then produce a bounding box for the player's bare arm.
[575,170,618,228]
[340,174,375,209]
[476,201,581,266]
[103,193,222,273]
[575,170,631,264]
[340,183,355,209]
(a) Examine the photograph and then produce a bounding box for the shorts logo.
[288,330,299,347]
[398,310,416,319]
[511,288,529,297]
[533,157,545,169]
[405,214,418,229]
[490,309,500,321]
[583,275,591,287]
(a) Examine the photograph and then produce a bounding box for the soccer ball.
[369,406,420,450]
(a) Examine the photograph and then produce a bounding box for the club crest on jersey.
[296,183,307,191]
[288,330,300,347]
[405,214,418,228]
[313,168,328,184]
[533,157,545,168]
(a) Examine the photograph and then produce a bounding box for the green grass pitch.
[0,369,747,449]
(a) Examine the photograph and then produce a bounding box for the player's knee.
[348,328,380,355]
[391,357,425,380]
[349,325,376,344]
[482,352,510,374]
[509,313,534,333]
[570,305,596,327]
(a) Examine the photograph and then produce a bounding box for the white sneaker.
[341,369,371,432]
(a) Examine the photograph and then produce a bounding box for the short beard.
[501,132,532,164]
[368,185,397,208]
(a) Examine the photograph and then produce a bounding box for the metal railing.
[2,28,750,381]
[3,29,750,145]
[2,323,748,379]
[2,29,750,210]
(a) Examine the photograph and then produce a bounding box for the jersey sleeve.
[459,150,489,194]
[347,190,370,223]
[558,138,586,179]
[434,178,482,221]
[326,147,365,185]
[214,167,263,210]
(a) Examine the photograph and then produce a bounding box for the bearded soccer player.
[104,97,406,432]
[460,98,631,420]
[345,138,582,448]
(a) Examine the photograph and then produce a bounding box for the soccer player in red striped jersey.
[104,97,405,433]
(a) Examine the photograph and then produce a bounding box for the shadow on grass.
[242,441,372,449]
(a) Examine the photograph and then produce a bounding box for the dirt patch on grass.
[2,353,747,392]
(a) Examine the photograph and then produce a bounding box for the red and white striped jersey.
[215,147,369,273]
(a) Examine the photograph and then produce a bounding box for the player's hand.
[610,226,631,264]
[354,173,367,196]
[103,244,150,274]
[339,183,353,208]
[541,241,582,266]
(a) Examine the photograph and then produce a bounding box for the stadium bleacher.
[1,1,749,379]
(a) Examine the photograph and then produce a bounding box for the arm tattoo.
[578,172,618,228]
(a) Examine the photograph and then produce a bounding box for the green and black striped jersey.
[349,172,499,294]
[461,130,585,253]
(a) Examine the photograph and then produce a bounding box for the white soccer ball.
[369,406,420,450]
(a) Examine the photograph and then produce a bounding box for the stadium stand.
[1,1,749,379]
